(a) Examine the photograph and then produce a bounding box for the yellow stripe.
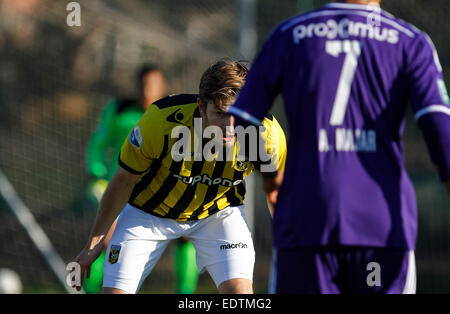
[235,188,244,203]
[154,204,169,216]
[196,208,211,220]
[164,180,189,209]
[179,159,193,177]
[215,160,235,199]
[216,196,231,210]
[197,195,231,220]
[133,163,170,210]
[183,160,215,216]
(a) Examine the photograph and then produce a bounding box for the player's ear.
[197,98,207,117]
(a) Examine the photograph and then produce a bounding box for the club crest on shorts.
[108,245,121,264]
[234,160,249,172]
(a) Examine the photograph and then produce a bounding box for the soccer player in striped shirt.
[84,64,200,294]
[229,0,450,293]
[72,59,287,294]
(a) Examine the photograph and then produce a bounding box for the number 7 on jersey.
[326,40,362,126]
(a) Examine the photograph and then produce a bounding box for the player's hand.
[263,178,279,218]
[262,171,284,218]
[72,241,104,291]
[266,190,278,218]
[267,189,279,206]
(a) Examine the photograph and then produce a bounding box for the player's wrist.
[86,235,105,251]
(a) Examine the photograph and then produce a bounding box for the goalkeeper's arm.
[86,100,118,179]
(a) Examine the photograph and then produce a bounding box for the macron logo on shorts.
[220,242,248,250]
[129,126,143,149]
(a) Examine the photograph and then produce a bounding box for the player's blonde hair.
[199,58,248,110]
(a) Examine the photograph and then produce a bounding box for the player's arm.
[228,27,284,127]
[255,115,287,217]
[89,167,139,241]
[408,33,450,196]
[262,170,284,218]
[230,29,287,215]
[74,166,140,285]
[73,108,162,290]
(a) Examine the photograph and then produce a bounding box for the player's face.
[199,99,236,146]
[141,71,166,109]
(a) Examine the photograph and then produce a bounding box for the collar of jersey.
[193,106,201,119]
[324,2,380,11]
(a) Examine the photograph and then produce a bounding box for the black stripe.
[129,135,169,204]
[236,181,246,199]
[224,169,244,206]
[118,154,147,175]
[264,113,274,121]
[169,159,184,174]
[189,156,227,220]
[206,202,221,217]
[224,187,240,206]
[153,94,198,109]
[250,129,269,172]
[166,159,206,219]
[188,200,219,221]
[201,160,227,205]
[141,158,184,213]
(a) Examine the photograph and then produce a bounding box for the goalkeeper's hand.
[85,178,109,205]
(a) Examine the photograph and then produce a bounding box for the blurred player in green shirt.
[84,64,198,294]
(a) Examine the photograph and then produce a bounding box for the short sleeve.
[119,106,164,174]
[252,114,287,176]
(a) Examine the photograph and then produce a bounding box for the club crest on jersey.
[108,245,121,264]
[234,160,249,172]
[129,126,143,148]
[166,108,185,124]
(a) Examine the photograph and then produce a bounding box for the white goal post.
[0,169,81,294]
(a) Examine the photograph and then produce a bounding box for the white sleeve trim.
[424,34,443,73]
[414,104,450,121]
[227,106,263,126]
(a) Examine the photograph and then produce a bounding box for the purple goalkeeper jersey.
[230,3,450,249]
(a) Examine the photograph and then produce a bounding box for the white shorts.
[103,204,255,294]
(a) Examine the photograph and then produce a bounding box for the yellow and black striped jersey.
[119,94,287,221]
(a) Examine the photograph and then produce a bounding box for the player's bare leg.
[102,287,129,294]
[218,278,253,294]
